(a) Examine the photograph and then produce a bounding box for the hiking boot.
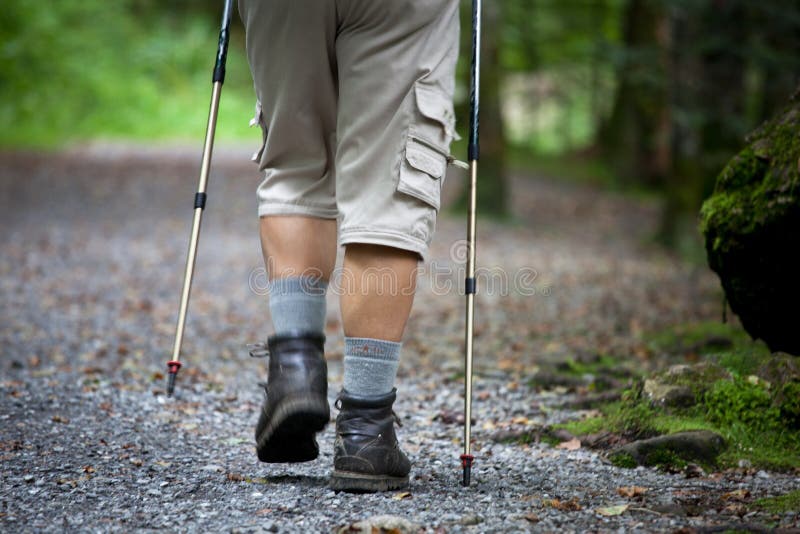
[330,388,411,492]
[255,331,329,463]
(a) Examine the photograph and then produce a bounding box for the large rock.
[611,430,726,467]
[700,88,800,355]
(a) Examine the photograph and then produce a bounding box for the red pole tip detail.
[167,360,182,373]
[460,454,474,468]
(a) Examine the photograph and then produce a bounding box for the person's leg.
[261,216,337,336]
[340,244,417,342]
[339,244,416,396]
[331,0,460,492]
[239,0,338,463]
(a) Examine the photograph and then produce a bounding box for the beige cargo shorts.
[239,0,460,259]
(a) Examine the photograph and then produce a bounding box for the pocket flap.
[405,138,446,179]
[397,137,446,210]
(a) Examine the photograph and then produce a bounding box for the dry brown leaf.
[392,491,412,500]
[82,465,95,473]
[616,486,648,498]
[51,415,69,424]
[556,438,581,451]
[523,513,540,523]
[722,489,750,501]
[227,473,245,482]
[543,497,582,511]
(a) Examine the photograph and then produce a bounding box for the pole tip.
[460,454,474,487]
[166,360,182,397]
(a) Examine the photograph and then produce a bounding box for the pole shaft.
[171,81,223,361]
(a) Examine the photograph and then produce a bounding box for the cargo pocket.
[397,136,447,211]
[249,100,267,164]
[396,82,458,211]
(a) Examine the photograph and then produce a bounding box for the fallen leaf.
[82,465,95,473]
[51,415,69,424]
[617,486,648,498]
[543,497,581,511]
[523,513,539,523]
[556,438,581,451]
[596,504,629,516]
[722,489,750,501]
[511,416,531,425]
[392,491,412,500]
[227,473,245,482]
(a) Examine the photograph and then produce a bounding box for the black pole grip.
[468,0,481,162]
[212,0,234,83]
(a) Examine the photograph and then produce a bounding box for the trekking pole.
[167,0,234,397]
[461,0,481,487]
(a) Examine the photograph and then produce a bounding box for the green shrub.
[704,378,780,431]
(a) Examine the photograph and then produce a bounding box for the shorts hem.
[258,203,339,219]
[339,227,429,261]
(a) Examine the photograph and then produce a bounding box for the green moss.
[700,105,800,254]
[645,321,757,356]
[555,324,800,471]
[557,416,606,437]
[610,452,637,469]
[643,448,689,470]
[755,490,800,514]
[704,378,780,431]
[561,354,630,377]
[780,381,800,428]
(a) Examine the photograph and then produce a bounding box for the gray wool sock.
[343,337,401,396]
[268,277,328,335]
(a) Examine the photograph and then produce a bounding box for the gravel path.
[1,145,798,532]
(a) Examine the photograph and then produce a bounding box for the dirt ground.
[1,145,797,532]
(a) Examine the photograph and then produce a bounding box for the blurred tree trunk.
[457,0,508,217]
[660,0,749,245]
[598,0,671,189]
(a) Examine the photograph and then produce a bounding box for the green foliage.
[610,452,637,468]
[558,415,606,437]
[755,490,800,514]
[0,1,255,147]
[780,381,800,428]
[704,378,780,432]
[560,322,800,471]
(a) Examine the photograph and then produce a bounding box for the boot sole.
[330,470,409,493]
[256,396,329,463]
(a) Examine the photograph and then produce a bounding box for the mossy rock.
[699,88,800,355]
[643,363,732,409]
[610,430,726,469]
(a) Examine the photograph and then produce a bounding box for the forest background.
[2,0,799,251]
